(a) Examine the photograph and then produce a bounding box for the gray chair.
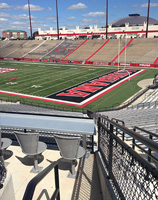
[54,134,86,177]
[14,131,47,173]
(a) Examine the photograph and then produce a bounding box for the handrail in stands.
[23,161,60,200]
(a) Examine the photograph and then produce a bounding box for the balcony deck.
[4,145,102,200]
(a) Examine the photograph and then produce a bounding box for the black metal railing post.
[97,117,101,152]
[54,165,60,200]
[108,123,113,178]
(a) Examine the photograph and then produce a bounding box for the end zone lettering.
[47,69,143,104]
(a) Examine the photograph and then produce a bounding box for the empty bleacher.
[114,38,158,64]
[101,107,158,132]
[43,40,83,60]
[0,38,158,64]
[0,40,11,50]
[23,40,61,59]
[0,40,45,58]
[88,39,130,63]
[63,39,106,62]
[0,40,27,57]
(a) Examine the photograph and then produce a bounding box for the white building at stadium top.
[36,14,158,40]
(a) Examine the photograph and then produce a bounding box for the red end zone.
[0,69,146,107]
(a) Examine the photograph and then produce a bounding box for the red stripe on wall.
[85,39,110,62]
[111,38,133,63]
[61,39,88,61]
[153,57,158,64]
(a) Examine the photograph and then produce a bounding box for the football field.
[0,61,157,111]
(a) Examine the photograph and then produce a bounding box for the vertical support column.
[97,117,101,152]
[108,123,113,178]
[0,127,2,158]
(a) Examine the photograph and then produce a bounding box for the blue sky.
[0,0,158,37]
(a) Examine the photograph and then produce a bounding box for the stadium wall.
[1,57,158,68]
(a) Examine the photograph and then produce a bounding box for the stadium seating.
[88,39,130,63]
[0,40,26,57]
[44,40,83,60]
[1,38,158,64]
[114,38,158,64]
[23,40,61,59]
[63,39,106,62]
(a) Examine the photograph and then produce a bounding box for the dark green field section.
[0,61,157,111]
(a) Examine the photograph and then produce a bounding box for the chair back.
[14,132,39,155]
[54,135,81,160]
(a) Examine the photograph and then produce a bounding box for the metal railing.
[23,161,60,200]
[133,126,158,163]
[98,115,158,200]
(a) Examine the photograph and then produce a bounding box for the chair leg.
[34,155,38,171]
[30,155,42,173]
[71,160,76,175]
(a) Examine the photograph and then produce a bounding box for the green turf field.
[0,61,157,112]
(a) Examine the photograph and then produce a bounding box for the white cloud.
[67,16,76,20]
[0,17,8,22]
[114,5,122,9]
[131,4,138,8]
[83,12,105,17]
[48,7,52,11]
[0,12,10,18]
[45,16,56,21]
[12,21,26,25]
[141,3,158,8]
[0,3,12,10]
[0,12,38,20]
[79,18,105,27]
[67,3,87,10]
[16,4,44,11]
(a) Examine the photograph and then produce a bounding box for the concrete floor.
[3,145,102,200]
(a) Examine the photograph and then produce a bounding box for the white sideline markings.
[0,61,81,68]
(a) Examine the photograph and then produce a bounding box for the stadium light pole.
[106,0,108,39]
[28,0,33,39]
[146,0,150,38]
[56,0,60,40]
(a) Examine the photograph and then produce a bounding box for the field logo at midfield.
[47,69,145,107]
